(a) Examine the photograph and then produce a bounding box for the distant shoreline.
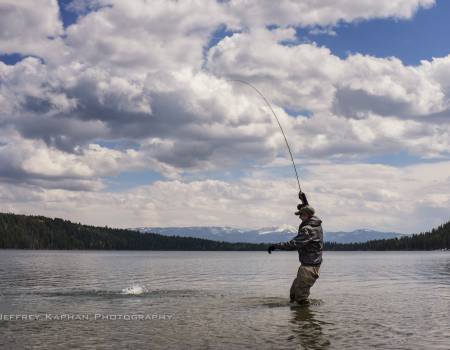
[1,212,448,251]
[0,248,448,252]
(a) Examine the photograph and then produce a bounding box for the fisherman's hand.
[267,245,276,254]
[298,191,303,200]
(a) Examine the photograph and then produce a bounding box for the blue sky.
[297,0,450,66]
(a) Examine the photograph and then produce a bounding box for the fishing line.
[227,79,302,193]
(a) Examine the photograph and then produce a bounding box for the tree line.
[0,212,448,250]
[0,213,267,251]
[325,221,449,250]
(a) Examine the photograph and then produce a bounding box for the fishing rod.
[228,79,307,203]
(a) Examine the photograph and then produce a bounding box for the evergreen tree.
[0,212,267,251]
[1,212,448,251]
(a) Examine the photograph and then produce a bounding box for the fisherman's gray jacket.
[277,216,323,266]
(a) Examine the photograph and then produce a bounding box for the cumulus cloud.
[0,0,64,58]
[1,57,282,174]
[337,54,445,117]
[0,0,449,231]
[1,161,449,233]
[207,29,445,118]
[224,0,435,28]
[206,26,450,159]
[2,2,447,173]
[62,0,231,75]
[0,129,182,191]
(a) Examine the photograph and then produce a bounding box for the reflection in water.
[288,304,331,350]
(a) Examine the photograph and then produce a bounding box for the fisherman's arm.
[267,227,313,253]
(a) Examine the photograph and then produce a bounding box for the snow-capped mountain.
[133,226,403,244]
[325,229,403,243]
[134,226,296,244]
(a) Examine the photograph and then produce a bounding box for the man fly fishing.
[267,192,323,305]
[228,80,323,305]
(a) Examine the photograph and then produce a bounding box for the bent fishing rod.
[228,79,308,205]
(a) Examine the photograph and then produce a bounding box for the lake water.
[0,250,449,349]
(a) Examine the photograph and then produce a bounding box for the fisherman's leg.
[290,277,297,302]
[291,266,310,303]
[293,266,320,304]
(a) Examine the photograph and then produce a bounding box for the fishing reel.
[295,191,310,215]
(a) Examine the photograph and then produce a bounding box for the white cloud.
[224,0,435,28]
[0,0,64,58]
[337,54,445,117]
[420,55,450,103]
[63,0,230,75]
[1,161,449,233]
[0,0,449,231]
[206,27,450,160]
[208,29,445,118]
[0,130,181,191]
[308,27,337,36]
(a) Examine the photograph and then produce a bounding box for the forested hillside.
[0,212,448,250]
[326,221,449,250]
[0,213,266,251]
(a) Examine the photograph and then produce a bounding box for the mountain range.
[1,212,445,251]
[134,225,404,244]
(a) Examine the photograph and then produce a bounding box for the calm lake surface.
[0,250,449,349]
